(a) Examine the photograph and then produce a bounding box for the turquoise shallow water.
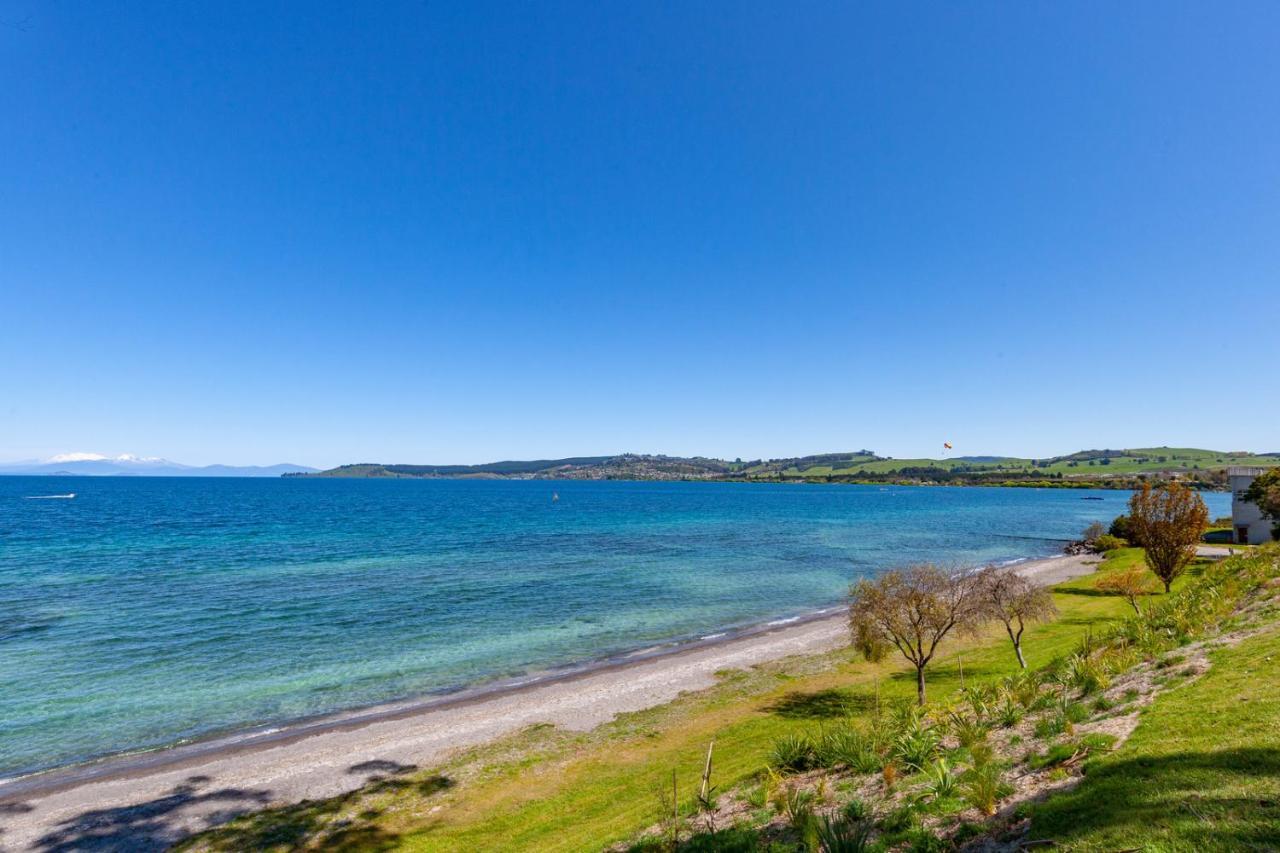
[0,477,1227,777]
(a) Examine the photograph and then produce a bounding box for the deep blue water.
[0,477,1228,777]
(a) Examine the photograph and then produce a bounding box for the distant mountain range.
[0,454,316,477]
[296,447,1280,486]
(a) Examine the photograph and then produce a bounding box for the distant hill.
[302,454,739,480]
[0,455,317,477]
[297,447,1280,486]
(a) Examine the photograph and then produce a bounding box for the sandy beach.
[0,552,1101,851]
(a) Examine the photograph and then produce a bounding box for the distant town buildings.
[1229,467,1275,544]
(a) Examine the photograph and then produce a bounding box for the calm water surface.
[0,477,1228,776]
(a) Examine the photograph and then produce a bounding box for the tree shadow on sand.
[187,764,454,852]
[33,775,271,852]
[347,760,417,777]
[0,801,35,844]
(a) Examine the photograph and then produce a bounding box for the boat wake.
[24,493,76,500]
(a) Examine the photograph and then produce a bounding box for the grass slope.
[1029,613,1280,850]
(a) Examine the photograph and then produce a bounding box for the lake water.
[0,477,1228,777]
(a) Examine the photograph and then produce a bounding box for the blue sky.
[3,2,1278,468]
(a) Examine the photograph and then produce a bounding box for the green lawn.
[1029,617,1280,850]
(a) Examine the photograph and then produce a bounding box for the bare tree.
[1095,566,1156,615]
[1128,482,1209,593]
[976,566,1057,669]
[849,564,987,704]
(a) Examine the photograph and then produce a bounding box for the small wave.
[997,557,1028,567]
[699,632,727,641]
[766,616,801,627]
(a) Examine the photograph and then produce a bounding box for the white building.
[1229,466,1274,544]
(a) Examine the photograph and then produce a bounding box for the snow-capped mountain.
[0,453,316,477]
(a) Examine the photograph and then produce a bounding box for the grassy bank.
[1028,593,1280,849]
[184,547,1277,851]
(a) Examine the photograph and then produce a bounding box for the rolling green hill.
[295,447,1279,487]
[758,447,1280,480]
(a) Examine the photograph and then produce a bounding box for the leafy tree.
[848,565,986,703]
[1095,567,1156,615]
[976,566,1057,668]
[1242,469,1280,539]
[1109,515,1133,539]
[1127,482,1209,592]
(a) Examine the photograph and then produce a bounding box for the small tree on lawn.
[849,564,986,704]
[1127,481,1209,593]
[1095,566,1156,616]
[1242,469,1280,539]
[976,565,1057,669]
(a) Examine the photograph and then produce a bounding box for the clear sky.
[3,2,1278,468]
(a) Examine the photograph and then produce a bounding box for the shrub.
[815,727,879,773]
[772,732,816,772]
[960,684,999,720]
[1109,514,1133,539]
[994,696,1024,728]
[779,785,816,830]
[962,763,1013,816]
[1033,715,1066,739]
[877,803,919,834]
[945,710,989,748]
[1092,534,1126,552]
[922,758,958,799]
[1003,670,1044,709]
[904,827,949,853]
[968,741,996,769]
[744,772,773,809]
[893,725,942,771]
[815,813,874,853]
[881,761,899,790]
[1096,567,1156,616]
[1082,521,1107,544]
[842,798,871,822]
[1065,654,1110,695]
